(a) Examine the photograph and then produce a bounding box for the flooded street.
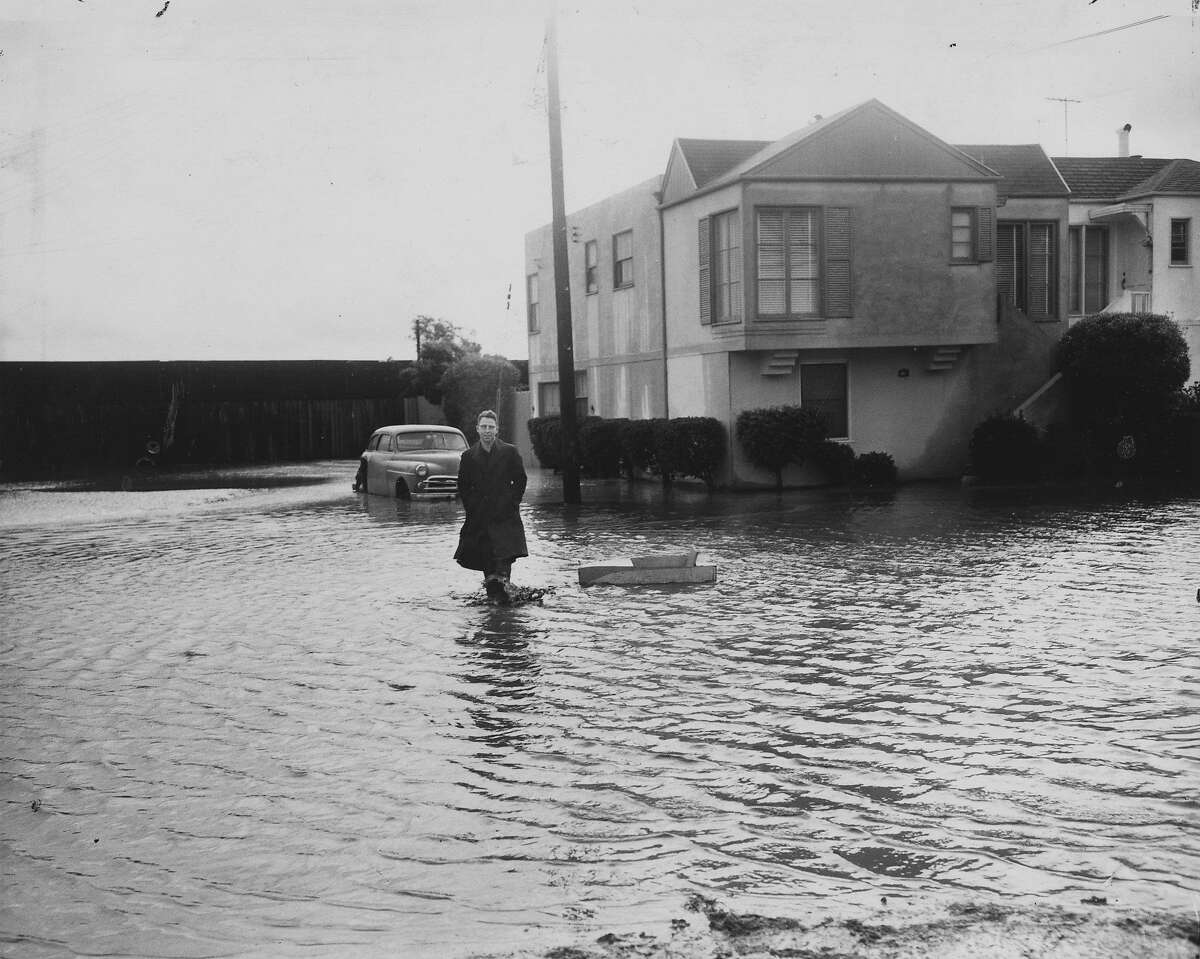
[2,462,1198,959]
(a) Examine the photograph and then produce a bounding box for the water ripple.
[1,472,1198,957]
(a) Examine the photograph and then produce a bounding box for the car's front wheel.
[395,478,411,500]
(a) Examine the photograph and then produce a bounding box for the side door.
[365,432,389,494]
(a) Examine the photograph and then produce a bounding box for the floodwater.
[1,462,1198,959]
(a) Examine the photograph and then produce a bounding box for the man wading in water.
[454,409,528,603]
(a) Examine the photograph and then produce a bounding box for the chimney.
[1117,123,1131,158]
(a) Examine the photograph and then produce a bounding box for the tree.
[439,355,521,441]
[398,316,481,404]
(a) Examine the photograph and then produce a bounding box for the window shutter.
[823,207,852,317]
[698,216,712,325]
[976,207,994,262]
[1028,223,1054,319]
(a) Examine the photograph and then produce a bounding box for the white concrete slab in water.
[578,550,715,586]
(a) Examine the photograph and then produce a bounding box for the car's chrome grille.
[419,476,458,494]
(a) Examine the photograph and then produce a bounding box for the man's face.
[477,417,498,447]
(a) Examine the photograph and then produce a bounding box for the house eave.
[659,173,1000,211]
[1089,202,1152,227]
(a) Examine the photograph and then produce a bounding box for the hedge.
[527,415,726,488]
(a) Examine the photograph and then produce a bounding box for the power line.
[1034,14,1170,50]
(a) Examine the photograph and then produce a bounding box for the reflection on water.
[1,464,1198,959]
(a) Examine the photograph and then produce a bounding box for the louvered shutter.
[976,207,994,262]
[698,216,712,325]
[823,207,852,317]
[756,210,786,315]
[1028,223,1054,319]
[996,223,1020,305]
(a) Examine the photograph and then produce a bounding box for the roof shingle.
[955,144,1068,197]
[675,138,772,188]
[1051,157,1172,199]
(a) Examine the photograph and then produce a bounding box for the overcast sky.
[2,0,1197,363]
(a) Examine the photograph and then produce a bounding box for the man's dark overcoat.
[454,438,529,571]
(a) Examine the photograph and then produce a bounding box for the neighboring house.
[525,177,666,423]
[1051,150,1200,367]
[524,101,1194,488]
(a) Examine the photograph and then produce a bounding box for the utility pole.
[413,318,422,360]
[545,6,581,504]
[1046,97,1081,155]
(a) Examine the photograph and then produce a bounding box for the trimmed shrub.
[1057,312,1191,429]
[527,415,563,470]
[736,405,828,490]
[578,417,625,477]
[813,440,856,485]
[658,417,725,489]
[969,413,1043,483]
[620,418,664,477]
[853,451,898,487]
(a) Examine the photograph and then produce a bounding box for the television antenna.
[1046,97,1081,155]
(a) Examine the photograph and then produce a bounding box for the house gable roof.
[661,137,771,206]
[1118,158,1200,199]
[1051,157,1173,199]
[702,99,998,192]
[676,138,773,188]
[955,144,1069,197]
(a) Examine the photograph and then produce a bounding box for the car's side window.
[368,434,382,451]
[380,434,394,452]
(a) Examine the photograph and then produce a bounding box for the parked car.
[353,425,468,499]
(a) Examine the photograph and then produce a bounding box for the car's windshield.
[389,431,467,452]
[392,433,437,451]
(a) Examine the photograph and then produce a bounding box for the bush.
[1057,313,1191,429]
[527,415,563,470]
[736,406,828,489]
[578,417,625,477]
[812,440,856,485]
[657,417,725,489]
[620,418,664,477]
[853,451,898,487]
[440,355,521,441]
[969,413,1043,483]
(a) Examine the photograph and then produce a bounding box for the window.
[758,207,819,315]
[613,230,633,288]
[584,240,598,294]
[393,433,437,451]
[1068,226,1108,315]
[713,210,742,323]
[997,221,1057,319]
[698,210,743,325]
[800,363,848,439]
[951,209,974,261]
[750,206,853,319]
[950,206,994,263]
[1171,219,1191,266]
[536,371,588,419]
[526,274,539,333]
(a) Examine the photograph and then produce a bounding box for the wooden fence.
[0,360,417,479]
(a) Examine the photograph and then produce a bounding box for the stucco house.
[524,101,1194,488]
[1051,146,1200,364]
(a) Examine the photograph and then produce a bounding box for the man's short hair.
[477,409,499,424]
